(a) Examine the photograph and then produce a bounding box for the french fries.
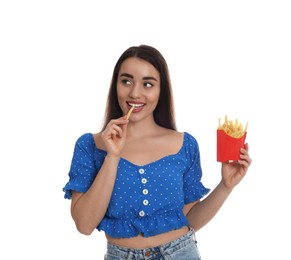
[126,106,135,120]
[218,115,248,138]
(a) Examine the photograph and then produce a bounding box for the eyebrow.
[120,73,158,82]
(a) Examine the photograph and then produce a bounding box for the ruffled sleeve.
[63,133,97,199]
[183,133,210,204]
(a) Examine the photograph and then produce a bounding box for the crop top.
[63,132,210,238]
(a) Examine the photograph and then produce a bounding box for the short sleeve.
[63,133,97,199]
[183,133,210,204]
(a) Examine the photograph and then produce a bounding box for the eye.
[121,79,132,85]
[144,82,154,88]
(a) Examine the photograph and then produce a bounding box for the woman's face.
[117,57,160,122]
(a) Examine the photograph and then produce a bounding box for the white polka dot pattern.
[63,132,210,238]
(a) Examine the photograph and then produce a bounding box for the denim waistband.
[106,227,196,259]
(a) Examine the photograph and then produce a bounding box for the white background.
[1,0,290,259]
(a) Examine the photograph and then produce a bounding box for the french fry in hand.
[126,106,135,120]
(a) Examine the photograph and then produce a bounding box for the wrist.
[105,154,121,162]
[218,180,233,195]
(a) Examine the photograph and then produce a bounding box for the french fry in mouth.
[126,105,135,120]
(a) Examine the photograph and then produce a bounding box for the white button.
[141,178,147,184]
[139,210,145,217]
[139,169,145,174]
[143,199,149,206]
[143,189,149,195]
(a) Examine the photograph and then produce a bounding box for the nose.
[129,84,141,99]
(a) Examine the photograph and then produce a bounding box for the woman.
[63,45,252,259]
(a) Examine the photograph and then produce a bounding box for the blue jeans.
[104,227,201,260]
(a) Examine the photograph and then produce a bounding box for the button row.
[139,168,148,218]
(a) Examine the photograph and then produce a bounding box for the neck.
[126,116,161,139]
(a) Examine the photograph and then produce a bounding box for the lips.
[126,101,145,113]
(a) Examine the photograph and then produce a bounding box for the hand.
[221,143,252,190]
[101,116,129,157]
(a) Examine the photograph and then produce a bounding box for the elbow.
[71,211,97,235]
[73,215,97,235]
[71,204,101,235]
[188,223,201,232]
[78,228,94,236]
[75,222,95,235]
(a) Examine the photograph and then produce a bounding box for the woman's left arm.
[185,143,252,231]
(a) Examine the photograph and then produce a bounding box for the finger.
[110,124,125,138]
[102,128,119,140]
[243,143,249,152]
[109,117,129,126]
[108,125,121,138]
[240,146,249,156]
[239,152,252,165]
[119,116,130,124]
[242,154,252,165]
[238,159,250,169]
[239,156,252,167]
[240,144,251,162]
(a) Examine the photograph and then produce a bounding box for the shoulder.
[183,132,198,145]
[73,133,96,154]
[182,132,200,155]
[75,133,94,145]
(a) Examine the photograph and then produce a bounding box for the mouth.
[126,101,145,114]
[126,102,146,109]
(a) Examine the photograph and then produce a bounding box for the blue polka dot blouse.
[63,132,210,238]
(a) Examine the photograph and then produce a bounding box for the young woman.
[63,45,252,259]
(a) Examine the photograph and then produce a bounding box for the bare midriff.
[106,226,189,249]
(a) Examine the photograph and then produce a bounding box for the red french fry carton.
[217,130,247,162]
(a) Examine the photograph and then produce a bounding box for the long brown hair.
[101,45,176,131]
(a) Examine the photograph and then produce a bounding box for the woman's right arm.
[71,117,128,235]
[71,155,120,235]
